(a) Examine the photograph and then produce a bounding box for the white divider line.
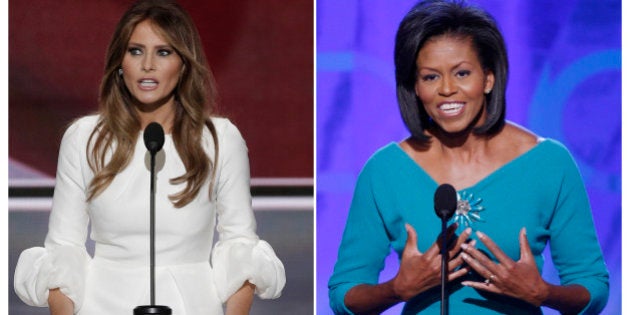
[252,196,313,211]
[250,177,313,186]
[9,198,53,212]
[9,196,313,212]
[9,178,56,187]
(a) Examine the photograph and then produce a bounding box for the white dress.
[14,115,286,314]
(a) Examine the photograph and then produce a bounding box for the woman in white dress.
[13,1,286,314]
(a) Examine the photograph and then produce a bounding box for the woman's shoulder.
[358,142,409,176]
[366,142,404,163]
[67,114,100,130]
[204,116,247,153]
[208,116,241,136]
[208,115,230,127]
[501,122,575,164]
[61,114,100,142]
[498,122,540,153]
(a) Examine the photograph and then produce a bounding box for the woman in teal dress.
[328,1,609,314]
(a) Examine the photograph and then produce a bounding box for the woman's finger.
[519,227,533,262]
[403,223,420,255]
[475,231,515,268]
[461,242,496,270]
[460,251,493,277]
[448,238,475,270]
[448,227,472,257]
[425,223,457,258]
[461,279,501,294]
[447,266,469,282]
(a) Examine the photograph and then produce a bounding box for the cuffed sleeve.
[15,245,90,308]
[329,283,357,315]
[211,237,285,301]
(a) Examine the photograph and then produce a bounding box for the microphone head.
[143,122,165,155]
[434,183,457,220]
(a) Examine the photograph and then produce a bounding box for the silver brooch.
[452,190,484,228]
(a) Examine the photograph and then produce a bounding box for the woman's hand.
[392,223,472,301]
[226,281,256,315]
[48,288,73,315]
[460,228,550,306]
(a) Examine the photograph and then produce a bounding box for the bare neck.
[135,99,177,134]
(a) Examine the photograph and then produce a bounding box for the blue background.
[316,0,621,314]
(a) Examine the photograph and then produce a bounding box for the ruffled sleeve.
[14,246,90,307]
[14,117,94,310]
[209,118,286,302]
[211,238,285,301]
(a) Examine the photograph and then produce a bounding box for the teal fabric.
[328,139,608,314]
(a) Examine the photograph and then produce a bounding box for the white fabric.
[14,115,286,314]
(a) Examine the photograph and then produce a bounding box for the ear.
[484,70,495,94]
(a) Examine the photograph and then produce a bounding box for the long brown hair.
[87,0,219,208]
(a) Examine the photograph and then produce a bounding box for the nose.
[142,54,155,72]
[438,76,457,96]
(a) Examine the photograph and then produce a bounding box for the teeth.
[439,103,463,113]
[140,80,157,87]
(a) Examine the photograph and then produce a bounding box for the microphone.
[434,183,457,315]
[434,183,457,220]
[143,122,165,155]
[135,122,171,315]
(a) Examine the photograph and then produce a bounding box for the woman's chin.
[132,95,176,112]
[436,123,470,135]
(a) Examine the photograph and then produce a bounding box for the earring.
[118,68,123,76]
[484,89,492,94]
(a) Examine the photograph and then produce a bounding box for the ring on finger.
[484,274,496,285]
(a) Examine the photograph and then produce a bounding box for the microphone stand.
[134,128,171,315]
[440,217,449,315]
[434,183,456,315]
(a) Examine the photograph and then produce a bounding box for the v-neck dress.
[328,140,608,314]
[14,115,286,314]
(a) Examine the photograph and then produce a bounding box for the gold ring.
[485,274,496,284]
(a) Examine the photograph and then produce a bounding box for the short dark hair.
[394,0,508,141]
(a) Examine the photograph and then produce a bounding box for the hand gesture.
[392,223,472,301]
[460,228,550,306]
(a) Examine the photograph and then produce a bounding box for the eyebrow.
[418,61,472,72]
[127,42,174,49]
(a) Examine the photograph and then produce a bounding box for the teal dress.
[328,139,608,314]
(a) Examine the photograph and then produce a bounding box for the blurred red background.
[9,0,313,179]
